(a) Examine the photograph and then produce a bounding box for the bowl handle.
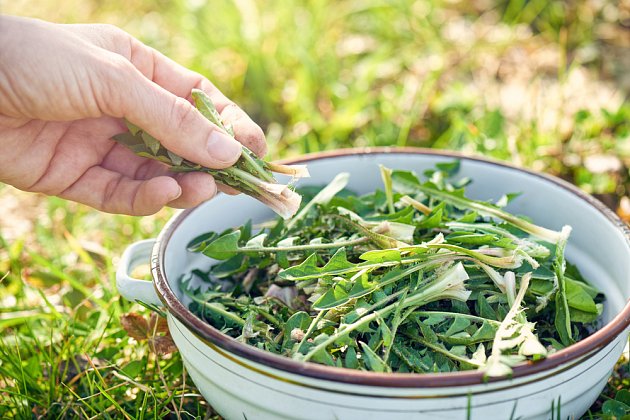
[116,239,163,307]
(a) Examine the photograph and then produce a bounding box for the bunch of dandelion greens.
[180,162,604,376]
[112,89,308,219]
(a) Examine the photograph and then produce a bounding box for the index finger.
[128,36,267,156]
[65,24,267,157]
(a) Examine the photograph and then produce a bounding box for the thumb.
[107,61,242,169]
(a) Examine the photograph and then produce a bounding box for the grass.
[1,0,629,418]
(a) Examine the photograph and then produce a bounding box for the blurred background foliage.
[1,0,629,418]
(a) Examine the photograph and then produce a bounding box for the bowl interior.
[163,152,630,326]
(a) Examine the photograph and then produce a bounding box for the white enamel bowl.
[117,148,630,420]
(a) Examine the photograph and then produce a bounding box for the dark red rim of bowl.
[152,147,630,388]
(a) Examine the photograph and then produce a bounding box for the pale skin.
[0,15,267,215]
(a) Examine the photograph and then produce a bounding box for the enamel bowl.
[117,148,630,420]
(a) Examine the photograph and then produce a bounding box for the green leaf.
[436,331,475,345]
[553,227,573,346]
[348,272,375,299]
[308,334,335,366]
[602,400,630,418]
[390,170,422,194]
[419,322,439,344]
[449,345,467,357]
[569,304,602,323]
[544,337,566,351]
[421,313,446,326]
[241,220,253,242]
[360,342,389,373]
[312,285,350,310]
[201,230,241,260]
[376,265,424,291]
[167,150,184,166]
[341,299,372,324]
[141,131,161,155]
[282,311,312,349]
[121,360,145,379]
[471,320,498,342]
[366,205,415,224]
[378,316,393,347]
[359,248,401,263]
[435,160,460,175]
[392,342,431,372]
[279,248,360,281]
[278,253,320,280]
[417,203,444,230]
[277,251,290,268]
[323,248,356,272]
[112,132,143,148]
[477,295,497,320]
[451,299,472,314]
[444,317,470,336]
[344,346,359,369]
[187,232,218,252]
[565,279,598,313]
[192,89,226,129]
[446,232,501,246]
[211,254,246,278]
[616,389,630,406]
[151,154,171,164]
[124,121,142,135]
[458,211,479,223]
[567,276,599,298]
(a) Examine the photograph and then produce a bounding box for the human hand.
[0,15,266,215]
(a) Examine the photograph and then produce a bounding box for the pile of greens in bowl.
[181,162,604,376]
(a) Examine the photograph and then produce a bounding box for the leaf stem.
[400,195,431,215]
[416,184,565,243]
[295,310,326,355]
[412,311,501,326]
[239,148,276,183]
[198,301,246,327]
[403,332,483,367]
[241,237,369,254]
[379,165,395,214]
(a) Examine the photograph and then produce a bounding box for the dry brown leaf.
[121,313,149,341]
[122,312,176,354]
[148,335,178,355]
[149,312,170,334]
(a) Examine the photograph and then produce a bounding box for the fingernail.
[169,184,183,201]
[207,131,242,164]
